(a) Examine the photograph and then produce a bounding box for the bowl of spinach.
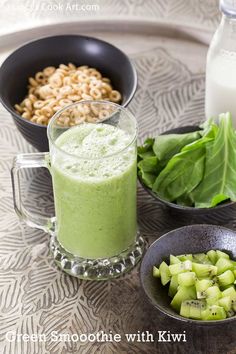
[138,112,236,212]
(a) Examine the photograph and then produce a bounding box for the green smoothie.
[51,123,137,259]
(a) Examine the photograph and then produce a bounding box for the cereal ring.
[109,90,122,102]
[102,77,111,83]
[98,109,111,120]
[23,98,33,111]
[101,82,112,92]
[77,65,89,71]
[33,100,46,109]
[38,85,53,99]
[36,116,48,125]
[59,85,73,96]
[90,88,102,100]
[22,111,31,119]
[41,106,53,117]
[63,76,72,85]
[14,104,23,113]
[28,94,37,102]
[29,77,38,87]
[35,72,45,83]
[81,93,93,100]
[59,64,69,71]
[67,95,81,101]
[68,62,76,70]
[49,74,63,88]
[43,66,56,77]
[59,99,72,107]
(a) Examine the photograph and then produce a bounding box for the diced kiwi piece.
[201,305,226,320]
[180,300,191,318]
[215,258,234,275]
[218,296,232,311]
[217,270,235,287]
[170,255,181,265]
[227,309,235,317]
[169,260,192,275]
[178,272,197,287]
[168,275,179,298]
[180,300,206,320]
[207,250,217,265]
[193,253,211,264]
[206,285,221,298]
[159,261,171,285]
[170,286,196,312]
[153,266,160,278]
[216,250,230,260]
[192,263,217,278]
[189,300,207,319]
[206,286,222,306]
[222,286,236,298]
[177,254,193,262]
[220,284,235,291]
[196,279,213,299]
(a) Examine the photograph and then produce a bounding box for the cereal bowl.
[0,35,137,151]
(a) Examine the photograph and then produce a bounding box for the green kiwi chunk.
[178,272,197,287]
[217,270,235,287]
[205,286,222,306]
[177,254,193,262]
[207,250,217,265]
[169,255,181,265]
[193,253,211,264]
[168,275,178,298]
[180,300,206,320]
[159,261,171,285]
[192,263,217,278]
[196,279,213,299]
[170,286,196,312]
[216,250,230,260]
[218,296,232,311]
[215,258,234,275]
[169,260,192,275]
[201,305,226,320]
[153,266,160,278]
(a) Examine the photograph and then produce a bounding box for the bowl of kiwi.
[140,224,236,324]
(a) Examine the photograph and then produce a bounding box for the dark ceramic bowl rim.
[140,224,236,325]
[0,34,138,129]
[138,125,235,212]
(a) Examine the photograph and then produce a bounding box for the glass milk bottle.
[205,0,236,127]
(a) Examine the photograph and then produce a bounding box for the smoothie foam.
[51,123,137,259]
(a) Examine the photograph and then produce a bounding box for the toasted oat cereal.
[15,63,122,126]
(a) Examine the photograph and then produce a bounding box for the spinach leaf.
[138,170,157,189]
[153,131,201,164]
[152,132,214,202]
[193,113,236,208]
[137,138,154,159]
[138,156,161,188]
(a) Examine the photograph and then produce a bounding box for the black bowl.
[140,224,236,325]
[0,35,137,151]
[139,125,235,214]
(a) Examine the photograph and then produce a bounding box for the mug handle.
[11,153,55,233]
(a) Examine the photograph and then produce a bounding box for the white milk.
[205,51,236,127]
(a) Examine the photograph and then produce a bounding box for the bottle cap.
[220,0,236,17]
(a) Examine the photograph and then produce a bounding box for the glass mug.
[11,101,144,280]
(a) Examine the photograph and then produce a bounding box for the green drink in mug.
[11,101,144,280]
